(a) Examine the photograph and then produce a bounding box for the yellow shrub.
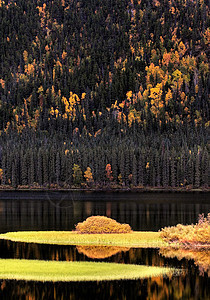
[75,216,132,234]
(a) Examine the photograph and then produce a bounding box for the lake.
[0,191,209,299]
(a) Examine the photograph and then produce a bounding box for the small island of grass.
[0,259,175,282]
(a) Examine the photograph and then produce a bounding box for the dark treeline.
[0,127,208,188]
[0,0,209,189]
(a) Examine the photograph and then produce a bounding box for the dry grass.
[0,259,174,282]
[160,213,210,248]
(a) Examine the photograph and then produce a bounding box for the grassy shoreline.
[0,259,175,282]
[0,231,166,248]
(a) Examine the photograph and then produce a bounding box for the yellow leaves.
[128,111,135,127]
[81,93,86,100]
[178,41,186,57]
[126,91,132,99]
[37,86,44,94]
[50,107,54,116]
[172,69,182,81]
[172,69,183,90]
[0,168,3,181]
[84,167,94,183]
[130,45,135,55]
[128,109,141,127]
[146,63,164,86]
[149,83,163,102]
[0,79,5,89]
[65,149,69,156]
[184,107,189,113]
[169,6,175,15]
[4,122,10,134]
[25,63,35,76]
[15,114,19,123]
[195,85,199,94]
[62,51,67,60]
[162,52,171,67]
[203,28,210,45]
[23,50,28,64]
[119,101,125,109]
[112,100,119,109]
[165,89,172,106]
[54,109,59,117]
[146,162,149,169]
[56,60,62,68]
[204,121,210,128]
[171,51,180,65]
[143,89,149,100]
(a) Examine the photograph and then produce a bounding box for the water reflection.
[76,245,130,259]
[0,239,204,273]
[160,248,210,277]
[0,274,209,300]
[0,192,209,299]
[0,192,209,232]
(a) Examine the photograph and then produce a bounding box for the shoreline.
[0,186,209,193]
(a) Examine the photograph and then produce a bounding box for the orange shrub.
[75,216,132,234]
[160,213,210,248]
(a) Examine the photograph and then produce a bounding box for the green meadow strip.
[0,259,174,282]
[0,231,167,247]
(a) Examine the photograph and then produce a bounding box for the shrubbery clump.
[75,216,132,234]
[160,213,210,248]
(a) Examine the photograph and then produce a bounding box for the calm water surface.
[0,191,209,299]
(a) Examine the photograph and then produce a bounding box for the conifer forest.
[0,0,209,189]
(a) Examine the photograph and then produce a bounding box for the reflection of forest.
[76,245,130,259]
[0,193,209,232]
[0,273,209,300]
[160,248,210,277]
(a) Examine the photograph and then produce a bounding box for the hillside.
[0,0,209,188]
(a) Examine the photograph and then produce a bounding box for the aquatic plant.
[75,216,132,234]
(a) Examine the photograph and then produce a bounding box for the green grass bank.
[0,231,166,247]
[0,259,174,282]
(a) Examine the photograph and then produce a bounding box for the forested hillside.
[0,0,209,189]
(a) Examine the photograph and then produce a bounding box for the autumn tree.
[84,167,94,185]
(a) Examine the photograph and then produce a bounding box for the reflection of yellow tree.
[159,248,210,277]
[76,245,130,259]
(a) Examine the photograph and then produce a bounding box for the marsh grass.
[0,259,174,282]
[160,213,210,248]
[0,231,166,247]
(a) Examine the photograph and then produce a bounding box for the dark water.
[0,191,209,299]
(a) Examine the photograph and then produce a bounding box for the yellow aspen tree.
[84,167,94,183]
